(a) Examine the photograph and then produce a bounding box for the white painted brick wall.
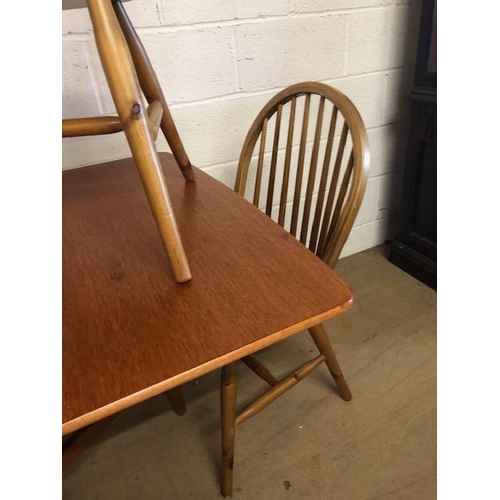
[235,15,346,91]
[62,0,421,259]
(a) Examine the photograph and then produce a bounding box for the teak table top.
[62,153,353,436]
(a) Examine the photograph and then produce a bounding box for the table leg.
[165,386,187,416]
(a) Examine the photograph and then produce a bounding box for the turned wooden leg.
[221,363,237,498]
[113,0,195,181]
[309,323,352,401]
[86,0,191,284]
[165,386,187,416]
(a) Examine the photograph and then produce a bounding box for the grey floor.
[62,244,437,500]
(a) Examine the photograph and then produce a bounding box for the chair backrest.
[235,82,370,268]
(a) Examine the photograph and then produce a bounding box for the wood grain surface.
[62,153,353,435]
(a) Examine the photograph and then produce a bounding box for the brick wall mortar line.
[167,68,414,111]
[62,5,393,37]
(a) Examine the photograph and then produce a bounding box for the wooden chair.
[220,81,370,497]
[62,0,190,467]
[62,0,192,284]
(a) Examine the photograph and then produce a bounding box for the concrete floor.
[62,245,437,500]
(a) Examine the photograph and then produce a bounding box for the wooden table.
[62,153,353,436]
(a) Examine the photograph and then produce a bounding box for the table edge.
[62,297,353,436]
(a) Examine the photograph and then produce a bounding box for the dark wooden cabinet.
[389,0,437,290]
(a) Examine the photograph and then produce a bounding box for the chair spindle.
[278,97,297,227]
[317,121,349,256]
[300,95,325,245]
[266,104,283,216]
[325,151,354,253]
[253,118,268,207]
[309,105,339,253]
[290,94,311,237]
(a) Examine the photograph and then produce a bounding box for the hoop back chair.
[220,82,370,497]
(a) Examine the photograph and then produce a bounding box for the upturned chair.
[62,0,192,284]
[220,81,370,497]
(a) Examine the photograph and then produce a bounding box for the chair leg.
[165,386,187,416]
[308,323,352,401]
[86,0,191,284]
[112,0,195,182]
[221,363,237,498]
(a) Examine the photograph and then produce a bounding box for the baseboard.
[388,240,437,290]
